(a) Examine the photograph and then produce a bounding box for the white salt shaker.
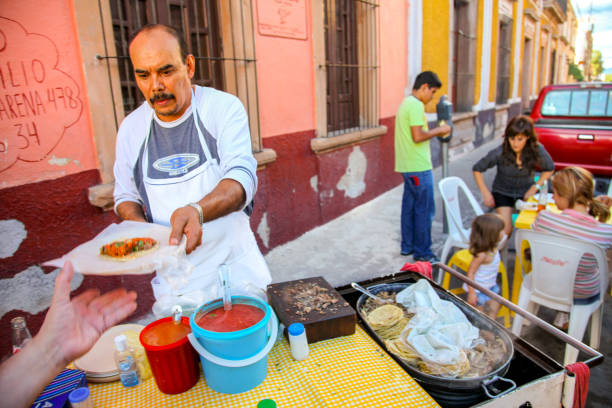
[288,323,309,361]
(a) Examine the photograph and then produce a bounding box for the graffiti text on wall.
[0,17,82,173]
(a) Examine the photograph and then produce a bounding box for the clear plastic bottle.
[11,316,32,354]
[114,334,141,387]
[537,180,548,212]
[288,323,309,361]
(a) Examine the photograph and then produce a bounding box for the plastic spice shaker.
[68,387,94,408]
[11,316,32,354]
[114,334,141,387]
[288,323,309,361]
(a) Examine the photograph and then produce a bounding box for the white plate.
[533,193,554,203]
[74,323,144,375]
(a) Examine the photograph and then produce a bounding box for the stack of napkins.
[31,369,86,408]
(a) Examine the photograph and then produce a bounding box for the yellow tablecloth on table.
[89,325,440,408]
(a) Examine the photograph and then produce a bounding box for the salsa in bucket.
[197,304,265,332]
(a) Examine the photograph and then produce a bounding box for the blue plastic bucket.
[190,296,271,359]
[188,296,278,394]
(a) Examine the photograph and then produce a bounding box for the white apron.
[141,92,270,300]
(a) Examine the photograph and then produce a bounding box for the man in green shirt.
[395,71,451,262]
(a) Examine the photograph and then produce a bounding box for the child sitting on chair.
[464,213,506,319]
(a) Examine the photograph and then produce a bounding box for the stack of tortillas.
[366,304,410,340]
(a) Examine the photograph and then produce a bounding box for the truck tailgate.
[535,123,612,176]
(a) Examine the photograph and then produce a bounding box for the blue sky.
[573,0,612,71]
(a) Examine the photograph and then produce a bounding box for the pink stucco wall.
[0,1,97,188]
[254,1,407,138]
[254,0,315,138]
[380,0,409,118]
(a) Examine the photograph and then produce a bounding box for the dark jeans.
[401,170,435,258]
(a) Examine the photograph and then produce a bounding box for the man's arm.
[410,124,451,143]
[116,201,147,222]
[473,171,495,208]
[0,262,137,408]
[169,178,245,253]
[168,93,255,254]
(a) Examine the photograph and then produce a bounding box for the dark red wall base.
[0,170,155,356]
[0,116,400,356]
[252,116,401,252]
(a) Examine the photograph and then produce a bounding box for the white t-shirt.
[113,85,257,220]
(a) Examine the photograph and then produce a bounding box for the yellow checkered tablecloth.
[89,325,439,407]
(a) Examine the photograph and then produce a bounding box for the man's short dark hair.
[129,23,188,61]
[413,71,442,90]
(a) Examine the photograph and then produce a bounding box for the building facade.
[0,0,576,355]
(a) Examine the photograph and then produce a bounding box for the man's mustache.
[150,93,175,104]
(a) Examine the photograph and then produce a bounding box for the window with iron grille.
[496,19,512,104]
[452,0,476,112]
[104,0,261,151]
[323,0,379,136]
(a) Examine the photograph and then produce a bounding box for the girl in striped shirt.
[532,167,612,328]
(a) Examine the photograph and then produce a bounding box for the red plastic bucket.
[139,316,199,394]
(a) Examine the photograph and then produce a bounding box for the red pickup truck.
[530,83,612,177]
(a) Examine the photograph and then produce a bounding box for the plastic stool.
[442,249,511,328]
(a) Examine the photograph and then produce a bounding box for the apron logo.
[153,154,200,176]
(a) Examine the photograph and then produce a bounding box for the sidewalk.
[264,137,611,408]
[264,138,498,286]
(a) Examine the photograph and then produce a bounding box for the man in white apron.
[112,24,270,302]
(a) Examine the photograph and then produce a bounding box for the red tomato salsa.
[141,320,191,347]
[196,304,265,332]
[100,237,157,258]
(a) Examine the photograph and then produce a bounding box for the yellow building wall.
[488,0,499,103]
[474,0,484,105]
[421,0,450,112]
[510,1,519,98]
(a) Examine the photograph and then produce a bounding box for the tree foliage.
[591,50,604,78]
[568,62,584,82]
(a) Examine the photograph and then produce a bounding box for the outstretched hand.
[37,261,138,367]
[169,205,203,254]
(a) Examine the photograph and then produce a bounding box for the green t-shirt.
[394,95,432,172]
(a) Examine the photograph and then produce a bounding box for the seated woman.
[532,166,612,329]
[473,115,554,238]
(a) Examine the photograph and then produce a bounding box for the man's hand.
[437,124,451,137]
[38,261,138,368]
[169,205,203,254]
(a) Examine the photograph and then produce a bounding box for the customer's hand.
[37,261,138,367]
[523,184,540,201]
[0,261,138,408]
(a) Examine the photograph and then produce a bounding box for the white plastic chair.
[438,176,484,282]
[511,229,608,365]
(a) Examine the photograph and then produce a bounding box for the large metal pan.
[357,282,515,408]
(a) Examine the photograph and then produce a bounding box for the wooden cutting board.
[267,277,356,343]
